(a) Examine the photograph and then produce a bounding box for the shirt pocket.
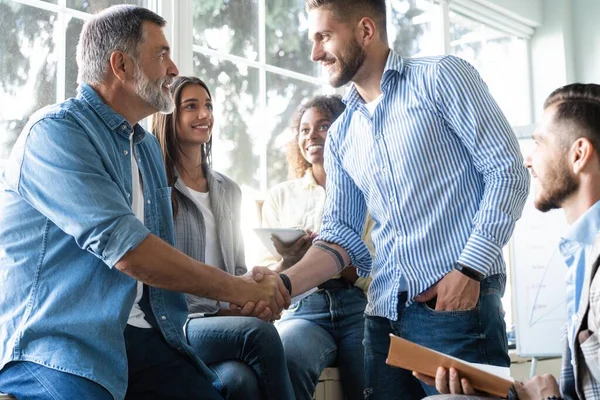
[153,187,174,241]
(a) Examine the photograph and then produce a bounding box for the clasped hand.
[228,267,291,322]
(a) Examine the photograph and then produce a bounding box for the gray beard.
[133,64,174,113]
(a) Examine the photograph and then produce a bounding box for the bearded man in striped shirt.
[251,1,529,399]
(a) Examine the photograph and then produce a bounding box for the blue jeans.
[364,274,509,400]
[0,361,112,400]
[276,286,367,400]
[186,315,294,400]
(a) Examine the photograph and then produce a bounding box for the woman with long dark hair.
[153,76,294,400]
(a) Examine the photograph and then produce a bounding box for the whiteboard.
[510,139,568,357]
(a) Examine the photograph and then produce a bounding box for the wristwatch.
[454,262,485,282]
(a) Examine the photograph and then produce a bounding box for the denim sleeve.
[11,115,150,268]
[319,125,372,275]
[434,55,530,276]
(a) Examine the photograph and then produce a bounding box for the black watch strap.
[279,273,292,295]
[454,263,485,282]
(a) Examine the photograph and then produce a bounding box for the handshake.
[228,267,293,321]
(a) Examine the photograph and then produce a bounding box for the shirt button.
[390,196,396,203]
[121,125,127,130]
[126,193,131,198]
[147,200,151,204]
[123,150,128,156]
[161,316,167,320]
[381,166,387,173]
[396,230,402,236]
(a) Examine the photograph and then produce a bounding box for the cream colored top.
[261,168,375,292]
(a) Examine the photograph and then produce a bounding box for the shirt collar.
[301,168,319,189]
[342,49,404,109]
[560,200,600,258]
[77,83,146,141]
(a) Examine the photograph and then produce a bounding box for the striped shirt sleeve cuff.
[457,232,503,276]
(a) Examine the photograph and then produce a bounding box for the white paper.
[466,362,514,382]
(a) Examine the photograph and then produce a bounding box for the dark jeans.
[364,274,509,400]
[125,325,224,400]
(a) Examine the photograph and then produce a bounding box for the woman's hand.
[272,230,316,270]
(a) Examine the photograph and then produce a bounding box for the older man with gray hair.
[0,5,289,400]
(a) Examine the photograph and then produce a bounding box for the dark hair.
[305,0,387,39]
[152,76,213,216]
[288,94,346,178]
[544,83,600,154]
[77,5,166,84]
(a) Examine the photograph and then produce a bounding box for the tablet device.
[253,227,306,259]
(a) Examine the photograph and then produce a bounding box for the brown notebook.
[386,334,514,398]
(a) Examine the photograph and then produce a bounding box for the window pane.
[67,0,150,14]
[0,1,57,159]
[389,0,441,57]
[193,0,259,61]
[450,12,531,125]
[266,73,321,189]
[265,0,318,77]
[193,52,260,189]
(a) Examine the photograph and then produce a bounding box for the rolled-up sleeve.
[14,115,150,268]
[435,55,530,275]
[318,125,372,275]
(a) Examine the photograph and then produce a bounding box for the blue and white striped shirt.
[318,50,530,320]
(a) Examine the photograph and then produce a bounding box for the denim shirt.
[0,84,215,399]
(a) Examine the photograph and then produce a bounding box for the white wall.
[572,0,600,84]
[530,0,575,119]
[529,0,600,120]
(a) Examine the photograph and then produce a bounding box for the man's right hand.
[413,367,479,396]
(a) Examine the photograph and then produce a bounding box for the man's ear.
[571,137,595,175]
[109,51,130,83]
[357,17,377,46]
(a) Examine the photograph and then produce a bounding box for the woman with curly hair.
[153,76,294,400]
[261,94,375,400]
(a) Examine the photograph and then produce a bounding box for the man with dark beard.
[0,5,289,400]
[250,0,529,399]
[417,83,600,400]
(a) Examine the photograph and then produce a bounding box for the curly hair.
[287,94,346,179]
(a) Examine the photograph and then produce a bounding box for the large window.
[0,0,535,266]
[450,11,531,126]
[0,0,150,166]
